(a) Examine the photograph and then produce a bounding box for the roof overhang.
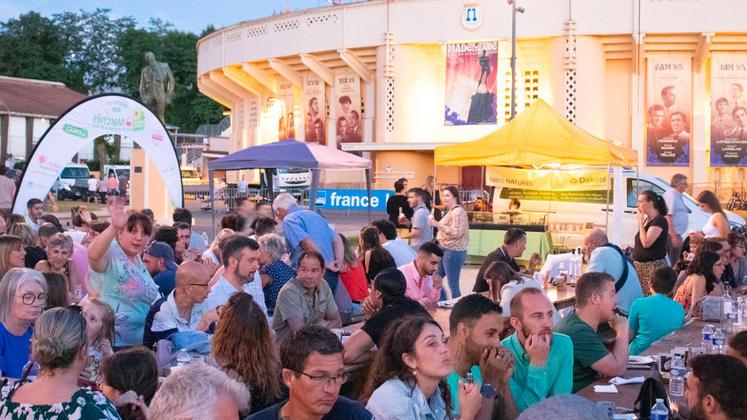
[340,142,455,152]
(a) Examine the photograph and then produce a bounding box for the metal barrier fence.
[183,185,310,211]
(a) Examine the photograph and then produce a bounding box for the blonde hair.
[84,297,115,345]
[0,235,24,277]
[6,223,34,247]
[0,268,46,324]
[31,307,87,373]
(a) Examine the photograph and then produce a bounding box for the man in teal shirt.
[501,288,574,412]
[628,266,684,355]
[445,294,518,419]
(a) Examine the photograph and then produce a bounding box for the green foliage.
[0,10,224,131]
[0,12,83,91]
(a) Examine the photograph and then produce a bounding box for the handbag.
[634,377,671,420]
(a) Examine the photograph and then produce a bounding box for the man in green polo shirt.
[501,288,574,412]
[272,250,342,344]
[555,272,629,393]
[445,294,518,419]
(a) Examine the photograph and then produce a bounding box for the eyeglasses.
[297,371,349,386]
[18,293,47,305]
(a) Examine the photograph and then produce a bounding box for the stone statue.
[139,52,175,122]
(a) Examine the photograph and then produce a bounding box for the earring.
[412,367,417,376]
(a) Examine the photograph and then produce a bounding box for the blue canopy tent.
[207,140,373,232]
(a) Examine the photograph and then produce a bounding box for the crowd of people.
[0,172,744,420]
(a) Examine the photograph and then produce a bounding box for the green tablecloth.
[468,228,553,265]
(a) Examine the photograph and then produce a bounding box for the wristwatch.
[480,383,497,399]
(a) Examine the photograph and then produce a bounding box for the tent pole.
[366,168,372,224]
[208,170,215,238]
[310,169,320,211]
[605,164,611,230]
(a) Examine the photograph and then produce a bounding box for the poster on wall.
[278,79,296,141]
[444,41,498,126]
[334,72,362,149]
[303,73,326,145]
[710,54,747,166]
[645,54,692,166]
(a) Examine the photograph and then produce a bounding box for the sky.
[0,0,352,33]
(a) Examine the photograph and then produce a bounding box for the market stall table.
[468,223,553,264]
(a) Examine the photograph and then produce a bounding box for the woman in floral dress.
[0,307,119,419]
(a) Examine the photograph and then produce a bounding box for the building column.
[25,117,34,160]
[0,115,8,164]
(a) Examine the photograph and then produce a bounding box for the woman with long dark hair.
[428,186,469,300]
[697,190,730,238]
[632,190,669,296]
[674,251,724,316]
[209,292,286,414]
[362,316,482,420]
[359,226,396,283]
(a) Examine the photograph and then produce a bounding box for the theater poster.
[334,72,362,149]
[711,53,747,166]
[277,78,296,141]
[646,54,692,166]
[303,73,326,145]
[444,41,497,126]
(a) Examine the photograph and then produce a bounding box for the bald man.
[582,229,643,313]
[143,261,219,349]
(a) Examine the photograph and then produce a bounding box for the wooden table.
[577,319,709,414]
[545,286,576,310]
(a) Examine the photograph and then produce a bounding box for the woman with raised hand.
[87,196,160,349]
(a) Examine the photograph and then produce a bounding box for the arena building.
[197,0,747,195]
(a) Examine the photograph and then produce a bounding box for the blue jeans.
[438,248,467,300]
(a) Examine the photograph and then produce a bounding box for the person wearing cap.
[143,242,179,297]
[142,262,218,349]
[342,267,430,364]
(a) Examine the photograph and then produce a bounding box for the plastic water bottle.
[176,348,191,366]
[724,291,737,334]
[702,324,714,354]
[712,329,726,354]
[556,263,568,287]
[668,357,685,397]
[567,250,576,280]
[575,247,584,279]
[650,398,669,420]
[738,297,746,324]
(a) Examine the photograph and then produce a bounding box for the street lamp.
[509,0,525,120]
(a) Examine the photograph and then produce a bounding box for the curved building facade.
[197,0,747,192]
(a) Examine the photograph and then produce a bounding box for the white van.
[491,169,745,248]
[55,163,91,200]
[103,165,130,187]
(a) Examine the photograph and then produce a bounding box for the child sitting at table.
[628,266,685,355]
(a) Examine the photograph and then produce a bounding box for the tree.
[0,12,83,91]
[54,9,136,94]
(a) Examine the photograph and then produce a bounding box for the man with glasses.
[143,261,218,349]
[249,326,371,420]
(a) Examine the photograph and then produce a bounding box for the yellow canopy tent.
[434,99,638,256]
[434,99,637,168]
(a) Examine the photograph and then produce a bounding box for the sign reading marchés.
[92,101,146,132]
[486,167,610,204]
